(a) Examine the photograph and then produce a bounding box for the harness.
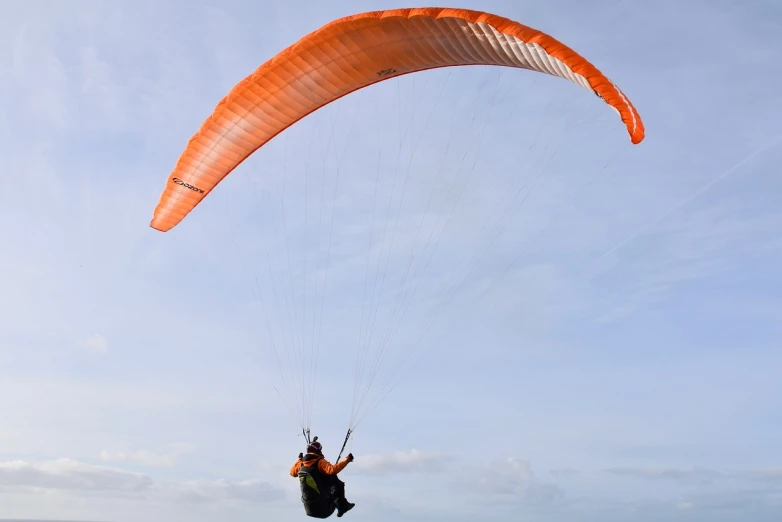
[297,455,337,518]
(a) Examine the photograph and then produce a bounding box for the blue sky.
[2,0,782,521]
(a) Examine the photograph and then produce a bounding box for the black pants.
[303,475,347,518]
[325,474,346,500]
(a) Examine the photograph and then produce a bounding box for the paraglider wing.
[150,7,644,232]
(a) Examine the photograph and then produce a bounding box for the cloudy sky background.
[2,0,782,521]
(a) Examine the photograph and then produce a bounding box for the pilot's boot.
[336,498,355,517]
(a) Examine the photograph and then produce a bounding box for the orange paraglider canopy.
[150,7,644,232]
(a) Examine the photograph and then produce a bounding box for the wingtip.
[149,219,170,232]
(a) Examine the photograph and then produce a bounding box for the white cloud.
[346,493,404,518]
[676,500,695,510]
[353,449,446,476]
[747,468,782,483]
[157,478,285,504]
[85,333,108,353]
[100,443,196,468]
[0,458,284,506]
[0,458,152,493]
[457,458,564,506]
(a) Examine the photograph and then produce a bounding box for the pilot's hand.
[346,453,354,463]
[298,452,304,460]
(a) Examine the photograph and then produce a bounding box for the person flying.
[290,437,355,518]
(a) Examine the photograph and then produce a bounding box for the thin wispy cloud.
[604,466,725,483]
[100,443,196,468]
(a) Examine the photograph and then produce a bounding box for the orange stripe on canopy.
[150,7,645,232]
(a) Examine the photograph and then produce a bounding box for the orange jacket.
[290,453,350,477]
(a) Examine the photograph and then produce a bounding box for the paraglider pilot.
[290,437,355,518]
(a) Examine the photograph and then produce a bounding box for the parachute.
[149,7,643,232]
[150,7,645,452]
